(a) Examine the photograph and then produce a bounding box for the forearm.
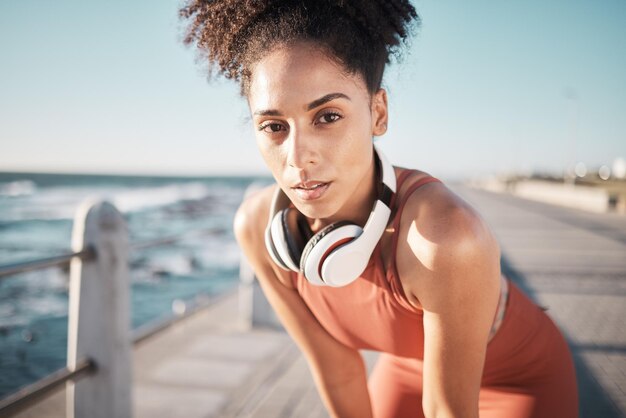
[308,350,373,418]
[423,399,478,418]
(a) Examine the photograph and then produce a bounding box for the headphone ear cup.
[296,213,314,242]
[265,210,290,270]
[268,209,300,271]
[300,221,362,285]
[281,208,305,266]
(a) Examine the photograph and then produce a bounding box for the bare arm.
[396,185,501,418]
[233,186,373,418]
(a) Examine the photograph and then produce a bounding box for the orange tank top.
[291,170,572,390]
[290,170,441,358]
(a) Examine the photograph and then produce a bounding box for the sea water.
[0,172,271,398]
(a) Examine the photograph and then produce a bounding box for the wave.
[0,181,233,222]
[0,180,37,197]
[0,268,69,328]
[111,182,212,213]
[193,239,241,269]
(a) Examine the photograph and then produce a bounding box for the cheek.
[255,136,285,174]
[340,136,375,185]
[337,126,373,166]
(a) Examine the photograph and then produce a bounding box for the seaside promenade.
[11,184,626,418]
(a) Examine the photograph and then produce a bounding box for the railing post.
[66,200,132,418]
[239,184,281,329]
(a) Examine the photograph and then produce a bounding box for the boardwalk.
[453,184,626,418]
[12,184,626,418]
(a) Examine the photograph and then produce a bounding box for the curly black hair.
[180,0,419,96]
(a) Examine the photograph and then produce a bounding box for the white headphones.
[264,144,396,287]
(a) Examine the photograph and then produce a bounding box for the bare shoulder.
[233,183,294,289]
[394,178,501,311]
[401,178,498,256]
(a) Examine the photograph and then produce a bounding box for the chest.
[294,260,426,359]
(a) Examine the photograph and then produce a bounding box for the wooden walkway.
[12,184,626,418]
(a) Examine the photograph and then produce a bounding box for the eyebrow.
[253,92,351,116]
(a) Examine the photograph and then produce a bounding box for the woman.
[180,1,578,417]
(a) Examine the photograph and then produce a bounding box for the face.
[248,42,388,226]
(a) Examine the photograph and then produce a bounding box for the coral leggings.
[367,284,579,418]
[368,352,577,418]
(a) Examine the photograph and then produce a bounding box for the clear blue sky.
[1,0,624,179]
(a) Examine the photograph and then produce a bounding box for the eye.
[315,111,342,125]
[258,121,286,133]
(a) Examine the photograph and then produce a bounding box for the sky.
[0,0,625,179]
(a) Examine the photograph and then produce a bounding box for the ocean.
[0,171,270,398]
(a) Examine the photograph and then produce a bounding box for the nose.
[286,128,317,169]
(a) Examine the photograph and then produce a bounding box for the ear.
[371,88,388,137]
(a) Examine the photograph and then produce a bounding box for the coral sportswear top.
[289,169,578,392]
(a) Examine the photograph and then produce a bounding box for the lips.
[291,181,330,201]
[293,181,326,190]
